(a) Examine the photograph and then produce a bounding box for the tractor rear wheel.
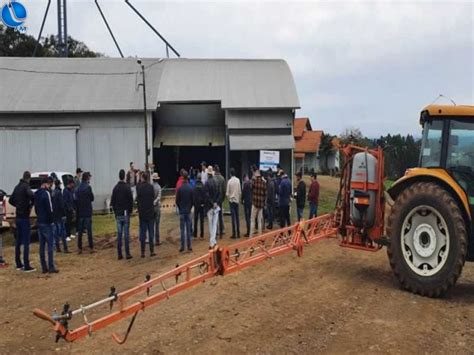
[387,182,467,297]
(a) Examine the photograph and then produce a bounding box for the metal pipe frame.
[32,0,52,57]
[94,0,124,58]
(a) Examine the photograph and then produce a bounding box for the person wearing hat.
[52,179,69,253]
[76,172,95,254]
[35,177,58,273]
[294,171,306,222]
[152,172,162,246]
[203,165,220,248]
[250,169,267,237]
[9,171,35,272]
[193,173,206,239]
[111,169,134,260]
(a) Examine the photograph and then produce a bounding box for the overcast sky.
[21,0,474,137]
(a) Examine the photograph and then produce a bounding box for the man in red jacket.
[308,173,320,219]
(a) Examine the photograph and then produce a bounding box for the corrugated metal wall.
[0,112,147,210]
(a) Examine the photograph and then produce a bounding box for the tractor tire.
[387,182,467,297]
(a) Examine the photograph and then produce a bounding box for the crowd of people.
[3,160,320,274]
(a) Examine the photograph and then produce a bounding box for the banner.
[259,150,280,171]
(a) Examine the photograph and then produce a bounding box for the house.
[293,117,322,173]
[0,57,300,209]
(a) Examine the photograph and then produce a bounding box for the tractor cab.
[420,105,474,205]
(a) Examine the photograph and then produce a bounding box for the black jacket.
[295,180,306,209]
[136,182,154,220]
[111,181,133,217]
[193,181,206,209]
[76,182,94,218]
[176,182,194,214]
[34,188,53,225]
[9,179,34,219]
[266,178,276,205]
[203,176,220,212]
[52,187,66,221]
[242,180,252,206]
[63,187,74,213]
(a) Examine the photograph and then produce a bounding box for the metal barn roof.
[0,57,300,113]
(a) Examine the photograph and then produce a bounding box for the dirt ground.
[1,177,473,354]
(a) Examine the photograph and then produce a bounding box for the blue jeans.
[139,218,155,255]
[266,204,274,228]
[116,215,131,258]
[230,202,240,237]
[78,217,93,250]
[15,218,31,269]
[297,207,304,221]
[38,223,56,272]
[53,218,68,252]
[309,202,318,219]
[179,213,192,250]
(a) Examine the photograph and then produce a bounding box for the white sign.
[259,150,280,171]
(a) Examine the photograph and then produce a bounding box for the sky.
[18,0,474,137]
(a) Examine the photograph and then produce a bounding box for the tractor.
[387,104,474,297]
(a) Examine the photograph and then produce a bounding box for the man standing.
[226,168,241,239]
[52,179,69,253]
[152,173,162,246]
[176,172,193,252]
[63,179,75,240]
[278,172,292,227]
[35,177,58,274]
[193,173,205,239]
[308,173,320,219]
[295,172,307,221]
[200,162,208,185]
[111,169,134,260]
[250,170,266,237]
[9,171,35,272]
[73,168,82,237]
[136,172,156,258]
[203,166,220,249]
[214,165,226,238]
[126,162,137,200]
[242,174,252,238]
[266,170,276,230]
[76,172,94,254]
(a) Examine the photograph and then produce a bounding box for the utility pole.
[138,60,149,171]
[57,0,68,57]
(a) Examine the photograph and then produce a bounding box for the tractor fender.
[388,168,471,221]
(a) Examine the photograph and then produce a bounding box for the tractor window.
[447,120,474,204]
[420,120,443,167]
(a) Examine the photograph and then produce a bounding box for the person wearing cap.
[250,170,267,237]
[214,165,226,238]
[203,166,220,248]
[152,172,162,246]
[52,179,69,253]
[294,172,307,222]
[226,168,241,239]
[193,173,206,239]
[278,171,292,227]
[63,179,75,240]
[9,171,35,272]
[136,172,156,258]
[76,172,95,254]
[176,171,194,252]
[111,169,134,260]
[35,177,58,273]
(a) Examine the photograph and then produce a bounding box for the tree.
[319,132,336,174]
[0,24,102,57]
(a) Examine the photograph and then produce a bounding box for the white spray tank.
[350,151,378,227]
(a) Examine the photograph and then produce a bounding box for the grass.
[0,176,341,247]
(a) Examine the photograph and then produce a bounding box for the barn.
[0,57,300,209]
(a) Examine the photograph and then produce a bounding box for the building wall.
[0,112,149,210]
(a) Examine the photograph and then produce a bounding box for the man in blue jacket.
[278,172,292,228]
[76,172,94,254]
[35,177,58,273]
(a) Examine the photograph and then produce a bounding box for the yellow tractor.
[387,104,474,297]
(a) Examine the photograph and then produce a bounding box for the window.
[420,120,443,167]
[447,120,474,203]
